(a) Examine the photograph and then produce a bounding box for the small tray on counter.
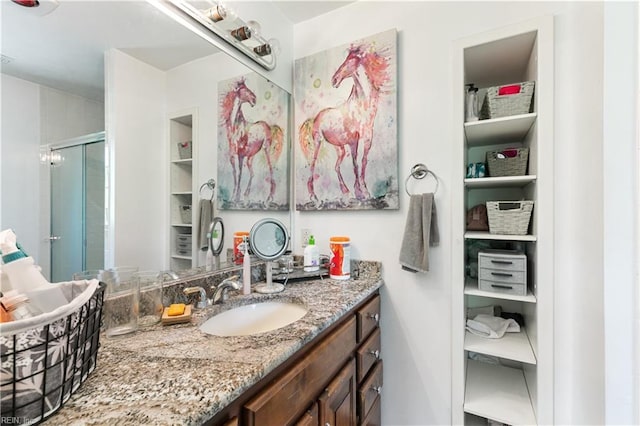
[273,266,328,283]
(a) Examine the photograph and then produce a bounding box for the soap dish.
[161,304,192,325]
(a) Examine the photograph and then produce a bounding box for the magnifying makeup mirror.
[249,218,289,293]
[207,217,225,270]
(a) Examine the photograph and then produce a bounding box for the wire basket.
[179,205,192,224]
[486,147,529,177]
[0,281,106,424]
[480,81,535,119]
[177,141,192,160]
[486,201,534,235]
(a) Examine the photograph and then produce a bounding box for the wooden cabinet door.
[319,358,356,426]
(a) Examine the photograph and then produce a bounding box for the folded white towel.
[466,314,520,339]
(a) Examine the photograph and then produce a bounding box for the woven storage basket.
[480,81,535,119]
[177,141,192,159]
[0,281,106,424]
[179,205,192,224]
[486,201,534,235]
[486,147,529,177]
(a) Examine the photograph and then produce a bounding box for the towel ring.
[199,179,216,201]
[405,163,439,196]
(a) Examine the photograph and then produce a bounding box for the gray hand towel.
[198,199,213,251]
[399,193,439,273]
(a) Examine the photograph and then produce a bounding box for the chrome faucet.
[160,270,179,280]
[212,276,241,304]
[183,286,207,309]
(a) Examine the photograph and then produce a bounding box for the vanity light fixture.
[147,0,279,71]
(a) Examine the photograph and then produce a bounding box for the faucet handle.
[183,286,208,309]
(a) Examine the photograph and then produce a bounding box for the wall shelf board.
[464,359,536,425]
[465,328,537,364]
[465,175,536,188]
[171,159,193,165]
[464,113,537,147]
[171,191,192,196]
[465,278,537,303]
[171,255,192,260]
[465,231,537,242]
[171,223,193,228]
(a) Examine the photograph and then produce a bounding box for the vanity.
[41,261,383,426]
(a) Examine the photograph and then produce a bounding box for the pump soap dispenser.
[303,235,319,272]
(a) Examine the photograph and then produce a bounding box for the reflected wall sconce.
[148,0,279,70]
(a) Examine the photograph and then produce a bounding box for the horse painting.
[295,29,397,210]
[217,75,288,210]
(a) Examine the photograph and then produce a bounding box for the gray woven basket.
[480,81,535,119]
[486,147,529,177]
[179,205,192,224]
[177,141,192,159]
[486,201,534,235]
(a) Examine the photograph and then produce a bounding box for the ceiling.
[0,0,353,102]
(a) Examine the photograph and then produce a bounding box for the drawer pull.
[490,260,513,265]
[371,385,382,394]
[368,349,380,359]
[491,284,513,290]
[367,313,380,323]
[490,272,513,277]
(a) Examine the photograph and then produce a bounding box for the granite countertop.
[44,262,382,426]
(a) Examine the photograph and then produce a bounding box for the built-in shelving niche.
[452,16,554,426]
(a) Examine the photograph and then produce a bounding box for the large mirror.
[0,0,292,281]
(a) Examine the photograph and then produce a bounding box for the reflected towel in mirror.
[198,199,213,251]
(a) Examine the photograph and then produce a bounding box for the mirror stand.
[254,262,284,294]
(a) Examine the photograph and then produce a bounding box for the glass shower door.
[50,140,105,281]
[50,145,84,282]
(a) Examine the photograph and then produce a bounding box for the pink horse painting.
[218,75,289,210]
[295,29,397,210]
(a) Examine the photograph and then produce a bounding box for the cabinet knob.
[371,385,382,394]
[368,349,380,359]
[325,423,331,426]
[367,313,380,323]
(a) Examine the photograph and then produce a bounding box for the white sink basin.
[200,301,308,336]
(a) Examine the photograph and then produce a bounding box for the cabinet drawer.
[478,268,525,285]
[243,316,356,426]
[478,279,527,296]
[356,328,381,383]
[358,360,382,421]
[357,295,380,343]
[360,393,381,426]
[294,403,318,426]
[478,250,526,272]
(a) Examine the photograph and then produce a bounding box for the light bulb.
[268,38,281,57]
[203,2,236,23]
[246,20,261,38]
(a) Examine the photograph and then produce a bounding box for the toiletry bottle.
[304,235,319,272]
[242,237,251,295]
[0,291,42,321]
[465,83,479,122]
[0,229,67,313]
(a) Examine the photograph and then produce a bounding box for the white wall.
[1,75,41,261]
[603,2,639,424]
[293,2,610,424]
[105,49,167,270]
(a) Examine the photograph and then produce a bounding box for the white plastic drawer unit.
[478,250,527,296]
